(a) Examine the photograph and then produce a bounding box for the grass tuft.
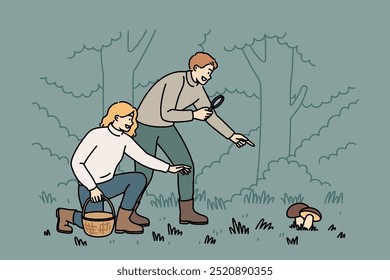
[229,218,249,235]
[204,235,217,244]
[74,236,87,246]
[167,223,183,236]
[39,191,56,204]
[207,197,226,210]
[289,222,318,231]
[150,193,178,208]
[194,189,206,202]
[286,236,299,245]
[244,189,275,204]
[280,193,304,205]
[324,191,344,204]
[152,231,165,242]
[255,218,274,230]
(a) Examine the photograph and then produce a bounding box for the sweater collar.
[108,124,123,136]
[186,71,199,88]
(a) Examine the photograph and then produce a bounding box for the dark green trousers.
[134,123,194,200]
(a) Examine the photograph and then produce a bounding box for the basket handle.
[82,195,116,218]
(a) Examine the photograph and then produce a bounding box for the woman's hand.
[90,187,103,202]
[168,165,192,175]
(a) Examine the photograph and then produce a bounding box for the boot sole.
[56,228,73,234]
[180,220,208,225]
[55,208,60,218]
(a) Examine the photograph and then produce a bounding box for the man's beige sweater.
[137,71,234,139]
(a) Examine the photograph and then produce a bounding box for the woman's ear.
[114,115,119,121]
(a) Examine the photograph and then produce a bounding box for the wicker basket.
[81,196,115,237]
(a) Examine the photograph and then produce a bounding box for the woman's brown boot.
[56,208,76,234]
[130,202,150,227]
[115,207,144,234]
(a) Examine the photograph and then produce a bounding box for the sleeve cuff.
[227,131,235,139]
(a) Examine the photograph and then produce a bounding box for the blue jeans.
[73,172,146,228]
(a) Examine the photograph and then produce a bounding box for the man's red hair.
[188,52,218,71]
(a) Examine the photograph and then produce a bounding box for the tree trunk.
[258,39,292,173]
[102,30,155,112]
[102,37,135,111]
[243,38,307,176]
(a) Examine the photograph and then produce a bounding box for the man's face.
[194,65,214,85]
[115,113,134,132]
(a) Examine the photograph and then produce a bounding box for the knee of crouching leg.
[134,172,147,187]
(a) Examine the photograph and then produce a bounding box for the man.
[134,52,250,225]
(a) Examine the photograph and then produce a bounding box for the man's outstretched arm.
[194,89,252,148]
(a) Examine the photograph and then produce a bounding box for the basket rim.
[82,212,115,222]
[82,196,116,218]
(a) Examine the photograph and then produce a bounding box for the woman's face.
[115,113,133,132]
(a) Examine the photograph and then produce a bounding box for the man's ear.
[193,65,199,71]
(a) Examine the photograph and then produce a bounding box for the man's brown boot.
[179,199,208,225]
[56,208,76,234]
[115,207,144,234]
[130,202,150,227]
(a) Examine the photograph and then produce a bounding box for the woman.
[56,101,190,235]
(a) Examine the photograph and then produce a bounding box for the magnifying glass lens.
[211,95,225,109]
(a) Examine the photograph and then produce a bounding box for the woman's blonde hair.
[100,101,138,137]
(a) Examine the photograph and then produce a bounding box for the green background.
[1,0,389,259]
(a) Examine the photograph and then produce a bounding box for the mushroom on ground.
[286,203,309,227]
[300,207,322,230]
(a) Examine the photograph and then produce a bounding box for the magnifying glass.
[208,95,225,111]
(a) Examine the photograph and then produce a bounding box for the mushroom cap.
[300,207,322,222]
[286,202,309,218]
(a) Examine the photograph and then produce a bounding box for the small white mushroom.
[296,216,305,227]
[286,203,309,227]
[302,214,314,229]
[300,207,322,230]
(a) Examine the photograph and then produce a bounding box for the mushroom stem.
[295,217,304,227]
[303,214,313,230]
